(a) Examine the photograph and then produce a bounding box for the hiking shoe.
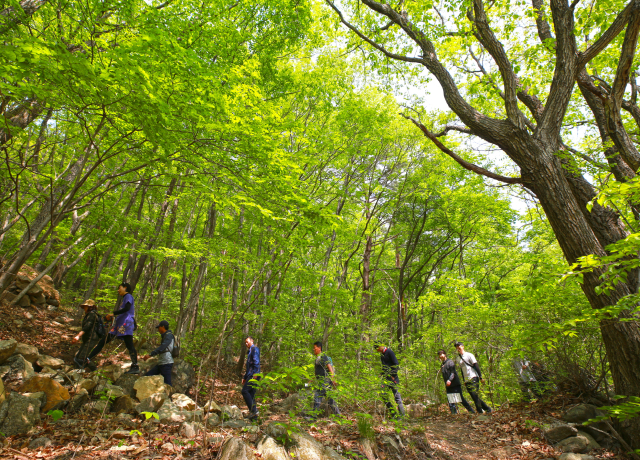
[248,411,259,421]
[126,364,140,374]
[86,360,97,371]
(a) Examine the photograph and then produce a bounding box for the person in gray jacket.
[142,320,174,385]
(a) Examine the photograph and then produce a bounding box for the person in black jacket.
[374,343,406,418]
[438,350,475,414]
[71,299,102,370]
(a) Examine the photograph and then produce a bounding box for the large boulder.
[219,437,253,460]
[157,399,187,424]
[134,375,171,401]
[289,432,346,460]
[4,354,35,384]
[544,423,578,443]
[114,373,139,397]
[576,431,600,451]
[562,404,603,424]
[19,375,71,412]
[557,435,589,453]
[24,391,47,410]
[36,355,64,370]
[221,404,242,420]
[203,399,222,414]
[12,343,39,364]
[0,339,17,364]
[136,393,166,414]
[171,359,196,394]
[172,393,198,411]
[0,392,40,435]
[77,378,97,392]
[257,436,289,460]
[100,364,125,383]
[111,395,136,414]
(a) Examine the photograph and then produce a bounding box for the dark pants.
[465,377,492,413]
[146,363,173,386]
[87,334,137,365]
[313,379,340,415]
[74,339,99,368]
[446,386,475,414]
[381,378,405,417]
[241,378,259,414]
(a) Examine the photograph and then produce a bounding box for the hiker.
[141,320,175,385]
[438,349,475,414]
[310,341,340,418]
[241,336,260,420]
[374,342,406,418]
[71,299,103,370]
[511,357,542,400]
[455,342,492,414]
[86,282,140,374]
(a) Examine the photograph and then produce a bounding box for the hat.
[156,320,169,329]
[80,299,96,307]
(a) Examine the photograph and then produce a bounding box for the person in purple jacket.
[86,282,139,374]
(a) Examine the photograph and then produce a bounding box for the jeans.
[313,379,340,416]
[87,334,138,366]
[241,378,259,414]
[146,363,173,386]
[381,378,405,417]
[465,377,492,413]
[446,387,475,414]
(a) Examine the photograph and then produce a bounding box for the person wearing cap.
[141,320,175,385]
[374,342,406,418]
[455,342,492,414]
[438,349,475,414]
[71,299,102,370]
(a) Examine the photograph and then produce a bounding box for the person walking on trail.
[86,282,140,374]
[374,342,406,419]
[310,341,340,419]
[241,336,260,421]
[455,342,492,414]
[71,299,103,370]
[141,320,174,385]
[511,357,542,400]
[438,349,475,414]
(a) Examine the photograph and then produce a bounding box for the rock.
[134,375,171,401]
[13,343,39,363]
[266,421,288,440]
[67,392,90,413]
[88,400,110,414]
[39,366,57,375]
[19,296,31,307]
[221,404,242,420]
[0,392,40,435]
[116,413,137,429]
[180,421,198,438]
[279,393,299,412]
[245,425,260,433]
[14,274,31,288]
[47,299,59,306]
[19,375,71,412]
[171,359,196,394]
[136,392,166,414]
[257,435,289,460]
[111,430,131,439]
[101,364,124,383]
[24,391,47,409]
[406,403,427,418]
[221,419,247,428]
[359,438,377,460]
[29,437,53,449]
[114,373,139,397]
[27,283,43,295]
[158,400,186,424]
[95,383,126,399]
[562,404,603,424]
[576,431,600,451]
[111,395,135,414]
[580,423,610,442]
[219,437,253,460]
[559,454,597,460]
[380,435,400,453]
[23,312,33,320]
[161,442,174,452]
[36,355,64,370]
[204,399,222,414]
[544,423,578,443]
[172,393,197,411]
[4,354,36,384]
[30,292,46,304]
[0,339,17,364]
[47,305,57,311]
[557,435,589,453]
[206,413,220,427]
[0,291,17,305]
[77,378,97,392]
[290,431,347,460]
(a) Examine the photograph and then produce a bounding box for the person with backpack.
[310,341,340,419]
[241,336,260,421]
[71,299,104,370]
[455,342,492,414]
[141,320,175,385]
[438,349,475,414]
[86,282,140,374]
[374,342,406,419]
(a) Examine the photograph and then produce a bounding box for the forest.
[2,0,640,454]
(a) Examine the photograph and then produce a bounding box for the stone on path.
[111,395,135,414]
[256,436,288,460]
[100,364,124,383]
[36,355,64,370]
[180,421,200,438]
[0,339,17,364]
[19,375,70,412]
[13,343,39,363]
[4,354,35,384]
[77,378,97,392]
[173,393,197,410]
[557,435,589,453]
[206,413,220,428]
[221,404,242,420]
[136,393,166,414]
[544,423,578,443]
[24,391,47,409]
[576,431,600,451]
[29,437,53,449]
[559,454,597,460]
[562,404,603,424]
[203,399,222,414]
[219,437,253,460]
[171,359,196,394]
[114,373,139,397]
[67,392,90,413]
[289,431,346,460]
[0,392,40,435]
[134,375,171,401]
[95,382,126,399]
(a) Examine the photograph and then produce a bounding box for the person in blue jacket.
[241,336,260,420]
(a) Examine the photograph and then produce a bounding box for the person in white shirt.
[455,342,492,414]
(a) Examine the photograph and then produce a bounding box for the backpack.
[171,334,180,358]
[94,315,106,338]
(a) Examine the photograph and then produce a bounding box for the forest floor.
[0,301,631,460]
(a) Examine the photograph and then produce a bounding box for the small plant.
[355,412,375,440]
[140,411,160,420]
[129,429,143,436]
[47,409,64,422]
